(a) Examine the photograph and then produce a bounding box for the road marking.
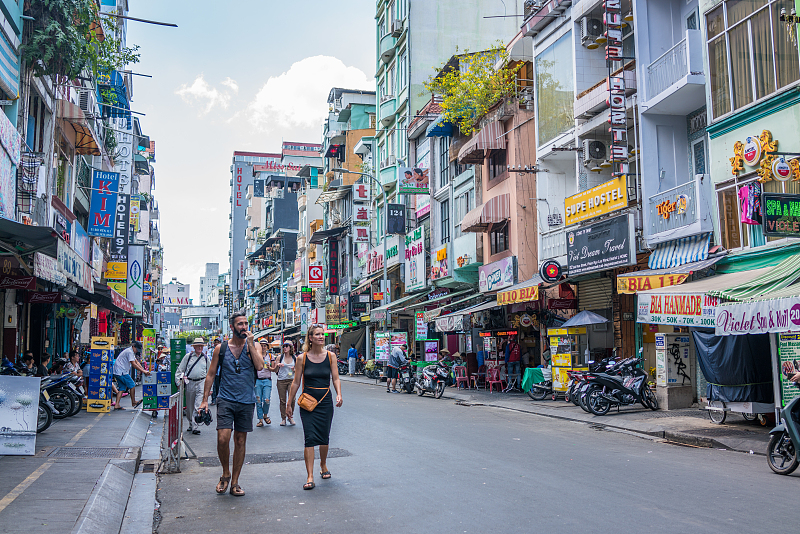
[0,412,105,514]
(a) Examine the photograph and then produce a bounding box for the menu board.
[375,333,391,361]
[778,333,800,407]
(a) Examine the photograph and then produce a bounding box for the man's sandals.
[230,484,245,496]
[216,476,230,494]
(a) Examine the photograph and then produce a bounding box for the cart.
[703,399,773,425]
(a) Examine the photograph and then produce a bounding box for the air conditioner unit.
[274,188,284,199]
[580,17,603,45]
[78,90,98,117]
[391,19,403,37]
[582,140,607,162]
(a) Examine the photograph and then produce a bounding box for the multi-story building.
[199,263,220,306]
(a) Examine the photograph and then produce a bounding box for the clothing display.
[738,182,762,225]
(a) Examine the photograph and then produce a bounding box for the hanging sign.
[111,193,130,262]
[25,291,61,303]
[564,176,627,226]
[328,239,340,295]
[405,226,426,291]
[566,213,635,275]
[308,265,323,288]
[87,171,119,238]
[105,261,127,280]
[398,166,430,195]
[617,273,689,294]
[0,275,36,290]
[636,292,719,327]
[300,286,313,303]
[479,256,516,292]
[126,245,144,315]
[540,259,562,283]
[387,203,406,234]
[604,0,629,179]
[762,193,800,238]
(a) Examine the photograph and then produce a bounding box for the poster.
[424,340,439,361]
[375,332,391,361]
[391,332,408,353]
[0,376,40,455]
[415,312,427,341]
[778,333,800,407]
[398,166,429,195]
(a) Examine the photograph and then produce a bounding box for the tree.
[424,47,521,136]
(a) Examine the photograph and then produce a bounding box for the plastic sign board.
[564,175,627,226]
[88,171,119,237]
[308,265,323,288]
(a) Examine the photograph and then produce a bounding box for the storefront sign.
[353,204,371,225]
[108,281,127,297]
[715,296,800,336]
[111,287,135,314]
[398,166,430,195]
[105,261,127,280]
[617,273,689,294]
[763,193,800,238]
[0,275,36,290]
[373,292,384,301]
[366,236,401,275]
[57,239,93,293]
[636,292,719,327]
[415,312,427,341]
[729,130,791,182]
[428,288,449,300]
[300,286,313,303]
[405,226,426,291]
[479,257,516,293]
[328,239,340,295]
[431,245,449,280]
[375,332,391,361]
[497,283,538,306]
[564,176,627,225]
[25,291,61,303]
[772,157,793,182]
[126,245,144,315]
[540,259,562,283]
[778,334,800,407]
[92,242,103,281]
[566,213,635,276]
[88,171,119,238]
[308,265,323,288]
[110,193,130,262]
[416,194,431,218]
[33,253,66,286]
[435,314,466,333]
[547,298,577,310]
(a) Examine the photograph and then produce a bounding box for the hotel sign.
[564,176,627,226]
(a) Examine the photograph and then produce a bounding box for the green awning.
[714,240,800,273]
[707,254,800,301]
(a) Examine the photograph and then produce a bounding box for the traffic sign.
[309,265,323,288]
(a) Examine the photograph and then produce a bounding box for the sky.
[126,0,376,301]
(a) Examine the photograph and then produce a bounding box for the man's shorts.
[114,373,135,392]
[385,366,399,379]
[216,398,255,433]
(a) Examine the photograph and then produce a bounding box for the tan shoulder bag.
[297,351,332,412]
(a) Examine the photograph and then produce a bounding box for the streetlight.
[333,168,391,355]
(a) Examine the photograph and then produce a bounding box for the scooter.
[767,381,799,475]
[416,360,449,399]
[585,356,659,415]
[398,361,415,394]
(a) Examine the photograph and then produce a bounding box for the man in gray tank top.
[199,311,264,497]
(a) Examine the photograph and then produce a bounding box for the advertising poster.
[479,257,516,293]
[0,376,40,455]
[398,166,430,195]
[405,226,426,291]
[424,340,439,361]
[778,333,800,407]
[391,332,408,353]
[375,332,391,361]
[88,170,119,238]
[715,296,800,336]
[415,312,427,341]
[431,245,448,280]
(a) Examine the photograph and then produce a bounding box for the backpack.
[219,341,257,385]
[509,342,521,362]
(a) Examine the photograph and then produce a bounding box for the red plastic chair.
[487,367,505,393]
[454,365,469,390]
[471,364,487,389]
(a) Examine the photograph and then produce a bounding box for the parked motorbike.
[364,359,381,379]
[585,356,659,415]
[337,358,349,375]
[767,381,799,475]
[38,389,56,433]
[526,367,553,401]
[398,361,415,394]
[416,360,449,399]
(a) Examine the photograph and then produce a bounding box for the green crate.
[142,396,157,409]
[169,339,186,395]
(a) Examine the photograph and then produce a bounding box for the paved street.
[156,380,800,534]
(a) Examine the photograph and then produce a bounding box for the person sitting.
[36,354,51,377]
[51,359,66,375]
[19,352,36,375]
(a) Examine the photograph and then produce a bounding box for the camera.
[194,408,213,426]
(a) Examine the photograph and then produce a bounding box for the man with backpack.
[198,311,264,497]
[176,338,210,434]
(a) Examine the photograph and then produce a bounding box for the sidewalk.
[0,386,161,534]
[340,375,772,455]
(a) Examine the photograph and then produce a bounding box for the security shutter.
[577,277,613,311]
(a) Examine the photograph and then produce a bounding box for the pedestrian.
[286,324,343,490]
[211,338,222,405]
[176,338,210,435]
[198,311,264,497]
[347,343,357,376]
[275,340,297,426]
[113,342,150,410]
[504,338,521,389]
[255,338,273,427]
[386,343,408,393]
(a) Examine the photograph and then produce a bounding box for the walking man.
[386,343,407,393]
[347,343,357,376]
[198,312,264,497]
[177,338,209,435]
[113,342,149,410]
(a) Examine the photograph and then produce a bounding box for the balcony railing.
[648,179,697,235]
[647,39,687,100]
[540,226,567,261]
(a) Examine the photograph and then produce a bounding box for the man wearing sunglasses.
[199,311,264,497]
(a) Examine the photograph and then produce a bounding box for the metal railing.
[647,38,687,100]
[540,226,567,262]
[648,179,696,235]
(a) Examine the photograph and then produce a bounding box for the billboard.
[398,166,429,195]
[87,170,119,238]
[404,226,426,291]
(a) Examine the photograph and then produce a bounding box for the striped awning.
[0,28,19,99]
[707,254,800,302]
[461,194,510,233]
[457,121,506,163]
[56,99,101,156]
[648,233,711,269]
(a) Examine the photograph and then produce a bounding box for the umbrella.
[560,310,609,328]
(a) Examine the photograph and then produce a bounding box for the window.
[490,222,509,255]
[440,199,450,244]
[387,65,395,96]
[454,188,474,239]
[397,49,408,91]
[397,118,407,160]
[369,113,377,129]
[706,0,799,119]
[397,0,407,20]
[535,31,574,146]
[379,17,387,38]
[439,136,450,187]
[488,150,507,180]
[388,130,396,158]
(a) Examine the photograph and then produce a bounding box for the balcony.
[575,68,637,120]
[379,95,396,126]
[379,33,396,63]
[298,194,307,211]
[645,173,713,245]
[643,30,705,115]
[540,227,567,263]
[297,234,307,252]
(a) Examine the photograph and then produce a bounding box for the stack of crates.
[143,368,172,410]
[170,338,186,395]
[87,336,115,412]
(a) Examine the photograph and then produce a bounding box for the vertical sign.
[127,245,145,316]
[779,333,800,407]
[308,264,323,288]
[415,312,427,341]
[605,0,629,178]
[111,193,130,262]
[88,170,119,237]
[387,203,406,234]
[405,226,426,291]
[328,239,339,295]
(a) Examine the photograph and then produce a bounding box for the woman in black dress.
[287,325,343,490]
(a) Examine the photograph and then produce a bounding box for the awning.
[648,233,711,269]
[707,254,800,302]
[315,188,350,204]
[368,291,427,322]
[617,255,725,294]
[497,275,542,305]
[457,121,506,163]
[423,292,485,321]
[57,99,101,156]
[133,154,150,175]
[248,284,270,298]
[461,194,510,232]
[401,289,472,311]
[353,274,381,294]
[0,219,59,260]
[309,226,349,245]
[425,115,453,137]
[254,327,279,338]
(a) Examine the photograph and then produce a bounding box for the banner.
[398,166,430,195]
[111,287,135,314]
[88,170,119,238]
[34,252,67,286]
[637,292,719,327]
[127,245,145,315]
[405,226,426,291]
[479,257,516,292]
[617,273,689,294]
[497,283,538,306]
[715,297,800,336]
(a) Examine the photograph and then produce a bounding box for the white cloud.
[247,56,372,131]
[175,75,237,114]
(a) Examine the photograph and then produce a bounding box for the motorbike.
[526,367,553,401]
[767,381,799,475]
[337,358,349,375]
[398,361,415,394]
[416,360,449,399]
[38,388,57,433]
[585,356,659,416]
[364,359,381,379]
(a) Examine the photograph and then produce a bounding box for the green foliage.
[424,47,522,136]
[172,331,212,342]
[22,0,140,80]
